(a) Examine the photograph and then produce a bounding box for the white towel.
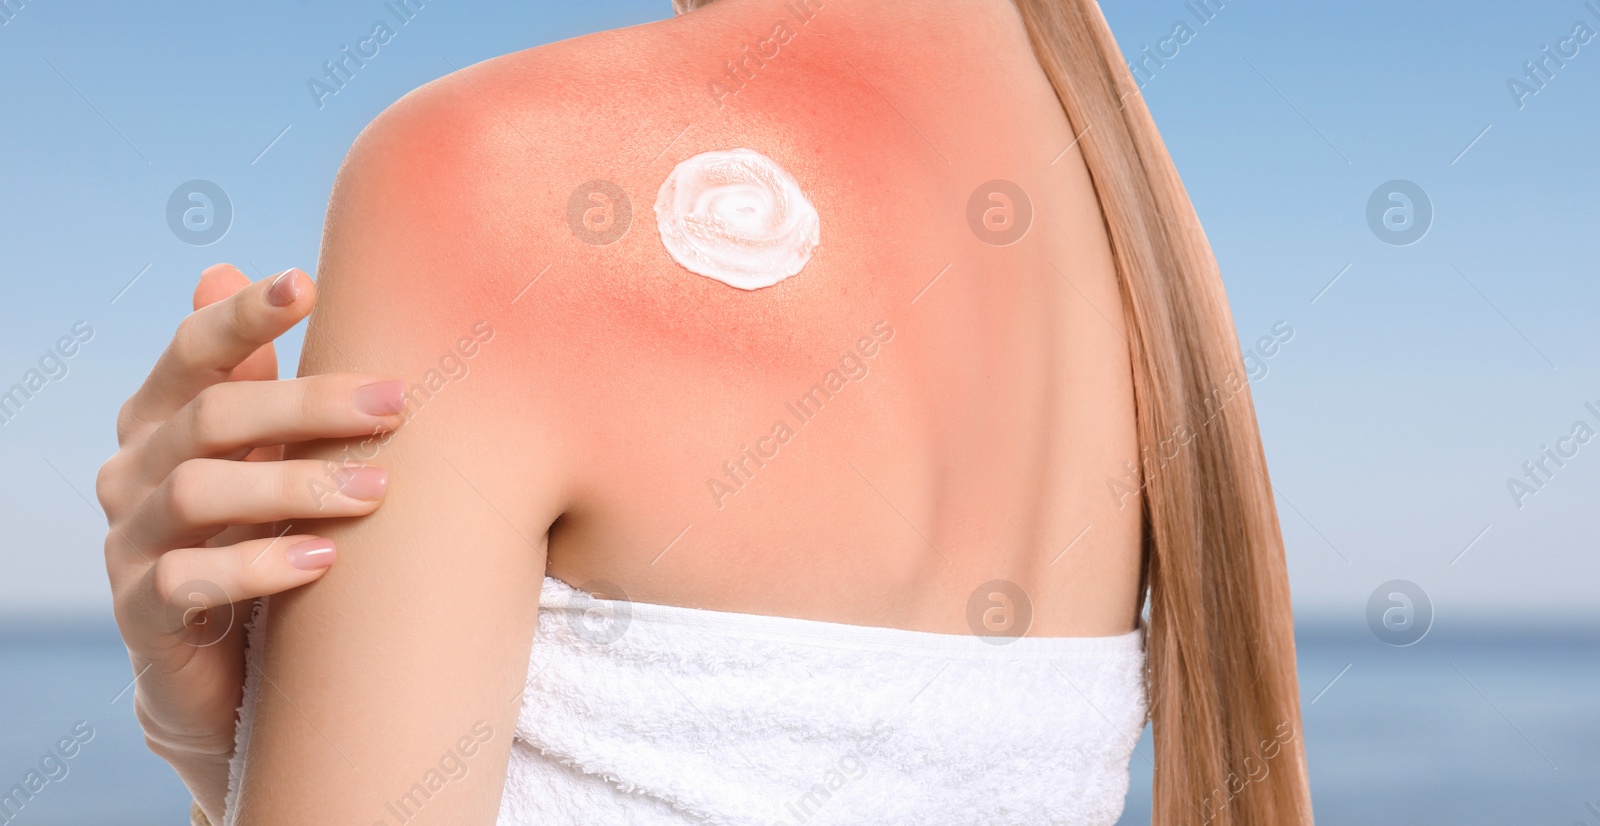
[222,578,1148,825]
[499,577,1147,825]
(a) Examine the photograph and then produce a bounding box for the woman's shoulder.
[309,0,1078,384]
[310,26,686,341]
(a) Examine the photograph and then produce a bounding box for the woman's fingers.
[134,373,408,483]
[123,458,388,551]
[118,267,316,444]
[155,535,336,611]
[193,264,280,384]
[135,534,336,639]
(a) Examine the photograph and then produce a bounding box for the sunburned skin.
[655,148,821,290]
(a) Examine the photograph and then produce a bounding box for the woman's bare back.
[454,0,1149,637]
[328,0,1142,638]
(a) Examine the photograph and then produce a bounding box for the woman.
[99,0,1312,823]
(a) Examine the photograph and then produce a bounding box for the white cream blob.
[654,148,820,290]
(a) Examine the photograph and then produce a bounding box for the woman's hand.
[95,264,408,821]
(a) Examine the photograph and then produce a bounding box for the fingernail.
[287,538,336,570]
[337,466,388,501]
[354,380,407,416]
[266,270,300,307]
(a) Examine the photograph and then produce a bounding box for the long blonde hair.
[676,0,1314,823]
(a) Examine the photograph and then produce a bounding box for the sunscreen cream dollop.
[654,148,820,290]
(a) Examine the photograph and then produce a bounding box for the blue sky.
[2,0,1596,623]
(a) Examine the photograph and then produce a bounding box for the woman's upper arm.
[233,81,571,825]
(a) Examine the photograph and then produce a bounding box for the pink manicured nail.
[354,380,407,416]
[287,538,336,570]
[337,466,388,501]
[266,270,300,307]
